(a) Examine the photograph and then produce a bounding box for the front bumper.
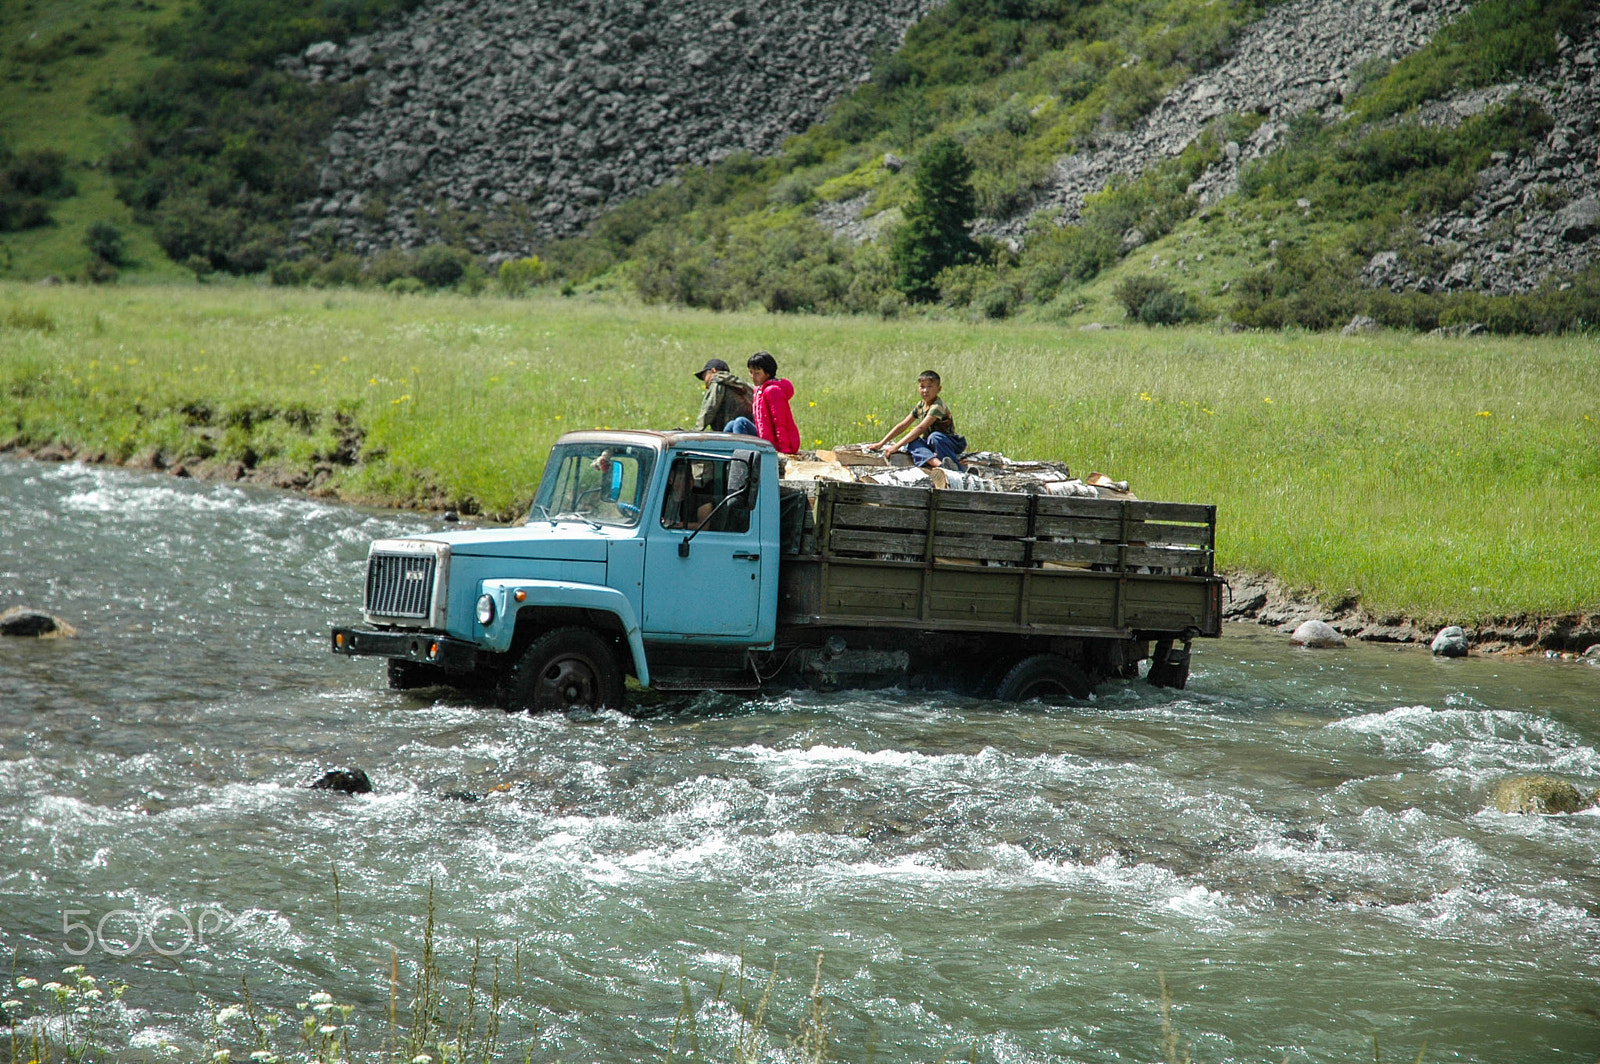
[330,627,480,672]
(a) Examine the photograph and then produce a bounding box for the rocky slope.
[985,0,1474,235]
[291,0,1600,293]
[288,0,936,257]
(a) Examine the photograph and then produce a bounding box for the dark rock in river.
[310,768,374,794]
[0,607,78,638]
[1430,625,1469,657]
[1491,775,1595,815]
[1290,619,1346,648]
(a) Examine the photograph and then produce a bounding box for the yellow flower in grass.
[1476,410,1491,418]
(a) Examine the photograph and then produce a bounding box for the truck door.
[642,454,763,639]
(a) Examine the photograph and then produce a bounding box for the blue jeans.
[906,432,966,469]
[723,417,759,436]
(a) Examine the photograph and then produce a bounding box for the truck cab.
[332,431,780,711]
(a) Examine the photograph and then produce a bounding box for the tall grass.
[2,283,1597,621]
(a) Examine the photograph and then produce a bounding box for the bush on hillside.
[497,255,547,296]
[84,222,126,266]
[411,245,471,288]
[1114,274,1206,325]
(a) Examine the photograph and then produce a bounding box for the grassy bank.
[2,282,1597,621]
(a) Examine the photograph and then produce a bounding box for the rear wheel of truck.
[994,654,1092,703]
[501,627,625,713]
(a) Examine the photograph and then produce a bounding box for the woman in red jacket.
[724,350,800,454]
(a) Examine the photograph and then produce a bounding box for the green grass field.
[3,282,1597,622]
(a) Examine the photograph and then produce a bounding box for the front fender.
[477,578,649,686]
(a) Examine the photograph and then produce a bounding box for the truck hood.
[421,523,616,562]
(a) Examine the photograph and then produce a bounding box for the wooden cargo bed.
[777,481,1222,639]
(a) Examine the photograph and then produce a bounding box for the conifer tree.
[891,136,980,302]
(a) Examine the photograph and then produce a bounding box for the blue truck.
[331,430,1223,709]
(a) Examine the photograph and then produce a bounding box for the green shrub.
[185,254,214,281]
[270,260,308,286]
[312,254,363,288]
[456,262,487,296]
[83,222,125,265]
[84,257,120,284]
[363,247,417,286]
[1114,274,1205,325]
[386,276,426,296]
[496,255,548,296]
[410,245,471,288]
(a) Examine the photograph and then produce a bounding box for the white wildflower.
[3,1000,21,1010]
[249,1051,278,1062]
[213,1049,231,1062]
[43,982,64,993]
[307,992,334,1005]
[15,978,37,989]
[318,1025,338,1035]
[63,966,86,976]
[216,1007,243,1024]
[312,1002,336,1013]
[412,1055,433,1063]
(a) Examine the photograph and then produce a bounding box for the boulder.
[1341,314,1378,335]
[1430,625,1469,657]
[309,768,373,794]
[1582,643,1600,663]
[1553,195,1600,242]
[0,607,78,638]
[1290,619,1346,648]
[1491,775,1595,815]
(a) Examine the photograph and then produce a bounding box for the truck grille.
[366,553,437,619]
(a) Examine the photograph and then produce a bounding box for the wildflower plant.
[4,964,129,1064]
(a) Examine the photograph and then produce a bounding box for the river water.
[2,458,1598,1063]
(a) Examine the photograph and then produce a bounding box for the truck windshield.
[531,443,657,527]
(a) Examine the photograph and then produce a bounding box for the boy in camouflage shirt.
[869,369,967,470]
[693,358,755,432]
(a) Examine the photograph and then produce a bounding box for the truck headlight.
[475,594,496,626]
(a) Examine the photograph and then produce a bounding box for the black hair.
[918,369,941,383]
[747,350,778,376]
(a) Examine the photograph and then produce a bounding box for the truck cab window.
[532,443,655,526]
[660,457,750,533]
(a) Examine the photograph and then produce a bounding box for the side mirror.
[726,450,759,510]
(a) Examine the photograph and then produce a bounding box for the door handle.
[732,551,761,560]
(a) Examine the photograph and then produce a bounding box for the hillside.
[1,0,1596,332]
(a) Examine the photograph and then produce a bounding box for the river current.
[1,458,1597,1062]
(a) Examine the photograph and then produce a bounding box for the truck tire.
[501,626,625,713]
[994,654,1092,702]
[387,658,448,691]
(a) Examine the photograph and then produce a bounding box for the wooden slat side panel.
[927,569,1024,625]
[822,481,1031,515]
[1025,575,1120,628]
[821,564,923,619]
[829,503,1031,538]
[1122,579,1214,631]
[829,529,1030,563]
[1029,541,1213,570]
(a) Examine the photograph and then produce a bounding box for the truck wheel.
[501,627,625,713]
[387,658,447,691]
[994,654,1092,703]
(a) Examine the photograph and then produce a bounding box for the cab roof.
[554,429,776,452]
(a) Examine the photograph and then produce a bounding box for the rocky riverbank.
[1222,570,1600,656]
